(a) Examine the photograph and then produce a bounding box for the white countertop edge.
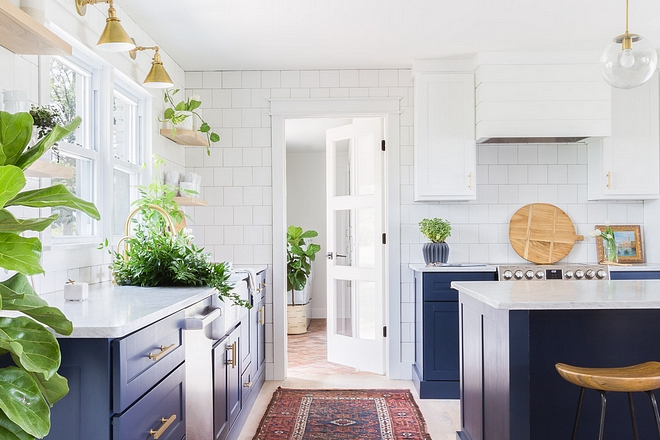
[408,263,497,272]
[452,280,660,311]
[608,264,660,271]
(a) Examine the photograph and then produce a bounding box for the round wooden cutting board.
[509,203,584,264]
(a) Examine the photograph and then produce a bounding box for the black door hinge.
[383,326,387,337]
[381,140,386,151]
[382,233,386,244]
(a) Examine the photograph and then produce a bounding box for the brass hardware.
[118,204,176,256]
[258,305,265,325]
[468,172,473,190]
[129,41,174,88]
[244,381,252,388]
[261,282,267,288]
[606,172,612,189]
[149,414,176,439]
[226,341,237,368]
[75,0,135,52]
[148,343,176,361]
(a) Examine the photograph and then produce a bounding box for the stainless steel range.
[497,264,610,281]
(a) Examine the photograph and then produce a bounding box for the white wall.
[286,151,327,318]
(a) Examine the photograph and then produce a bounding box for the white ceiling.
[119,0,660,72]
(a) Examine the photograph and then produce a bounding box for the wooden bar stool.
[555,361,660,440]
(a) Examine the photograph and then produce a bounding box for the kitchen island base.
[459,293,660,440]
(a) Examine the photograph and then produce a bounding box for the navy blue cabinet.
[610,270,660,280]
[413,270,497,399]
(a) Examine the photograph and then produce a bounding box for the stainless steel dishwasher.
[184,280,248,440]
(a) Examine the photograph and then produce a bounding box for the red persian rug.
[252,388,431,439]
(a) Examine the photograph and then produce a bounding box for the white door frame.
[270,97,401,381]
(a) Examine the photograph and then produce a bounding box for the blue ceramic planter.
[423,242,450,265]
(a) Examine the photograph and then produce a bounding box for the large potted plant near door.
[420,218,452,265]
[286,226,321,334]
[0,110,100,439]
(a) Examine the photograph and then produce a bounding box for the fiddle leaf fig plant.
[0,110,101,439]
[286,225,321,305]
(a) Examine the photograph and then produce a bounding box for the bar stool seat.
[555,361,660,440]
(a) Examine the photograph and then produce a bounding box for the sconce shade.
[97,15,135,52]
[600,33,657,89]
[143,52,174,88]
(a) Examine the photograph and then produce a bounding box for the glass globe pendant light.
[600,0,657,89]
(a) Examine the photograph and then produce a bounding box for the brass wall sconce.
[75,0,136,52]
[129,40,174,89]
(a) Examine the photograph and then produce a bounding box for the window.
[112,84,146,237]
[49,57,98,239]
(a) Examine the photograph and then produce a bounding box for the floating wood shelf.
[0,0,72,55]
[174,197,208,207]
[160,129,208,147]
[25,161,74,179]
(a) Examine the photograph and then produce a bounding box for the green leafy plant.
[419,218,451,243]
[0,110,100,439]
[160,89,219,155]
[286,226,321,305]
[29,105,64,140]
[107,221,249,308]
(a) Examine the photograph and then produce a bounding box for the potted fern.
[0,110,100,439]
[419,218,452,265]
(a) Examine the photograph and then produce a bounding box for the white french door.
[325,118,385,374]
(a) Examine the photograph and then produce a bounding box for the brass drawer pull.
[149,414,176,439]
[244,381,252,388]
[148,343,176,361]
[226,341,237,369]
[258,305,265,325]
[606,171,612,189]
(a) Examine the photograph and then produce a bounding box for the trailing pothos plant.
[286,226,321,306]
[0,111,100,439]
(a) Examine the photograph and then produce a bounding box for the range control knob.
[502,270,513,280]
[596,269,607,279]
[536,270,544,279]
[525,270,534,280]
[575,269,584,279]
[585,269,595,279]
[565,270,574,279]
[514,270,524,280]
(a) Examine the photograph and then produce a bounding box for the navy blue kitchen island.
[453,279,660,440]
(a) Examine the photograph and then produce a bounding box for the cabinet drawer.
[113,363,186,440]
[423,272,496,301]
[112,311,185,413]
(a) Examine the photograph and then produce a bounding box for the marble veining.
[452,279,660,310]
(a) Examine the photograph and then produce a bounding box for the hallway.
[236,319,460,439]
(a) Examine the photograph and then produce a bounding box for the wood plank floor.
[237,318,460,439]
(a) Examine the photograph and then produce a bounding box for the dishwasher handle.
[185,308,222,330]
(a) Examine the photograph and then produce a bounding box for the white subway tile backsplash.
[558,145,578,164]
[548,165,568,184]
[567,165,587,184]
[628,203,644,223]
[478,145,499,165]
[242,71,261,88]
[233,206,253,225]
[538,145,558,164]
[222,71,242,88]
[223,148,243,167]
[203,72,223,88]
[359,70,379,87]
[537,185,558,203]
[469,205,489,224]
[459,224,479,243]
[528,165,548,184]
[449,205,469,223]
[518,146,538,164]
[587,203,608,223]
[508,165,528,184]
[607,205,628,224]
[214,167,233,186]
[349,88,369,97]
[329,88,350,98]
[557,185,578,204]
[300,71,320,88]
[291,88,310,98]
[232,128,252,147]
[340,70,359,87]
[222,109,242,127]
[319,70,340,87]
[186,72,203,88]
[499,185,519,203]
[231,89,251,108]
[261,71,281,88]
[488,165,508,184]
[243,187,264,205]
[519,185,538,203]
[281,71,301,88]
[498,145,517,164]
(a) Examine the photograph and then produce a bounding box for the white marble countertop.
[452,279,660,310]
[409,263,497,273]
[608,264,660,271]
[39,283,218,338]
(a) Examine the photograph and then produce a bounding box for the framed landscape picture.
[595,225,644,263]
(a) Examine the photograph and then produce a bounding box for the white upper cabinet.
[414,72,476,201]
[587,73,660,200]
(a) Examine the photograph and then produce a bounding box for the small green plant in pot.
[419,218,451,265]
[160,89,219,155]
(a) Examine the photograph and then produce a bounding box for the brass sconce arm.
[76,0,114,16]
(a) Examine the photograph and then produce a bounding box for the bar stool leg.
[646,391,660,438]
[628,392,639,440]
[598,391,608,440]
[571,387,585,440]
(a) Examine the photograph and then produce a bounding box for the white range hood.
[474,54,612,144]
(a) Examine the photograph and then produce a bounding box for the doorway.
[271,97,402,381]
